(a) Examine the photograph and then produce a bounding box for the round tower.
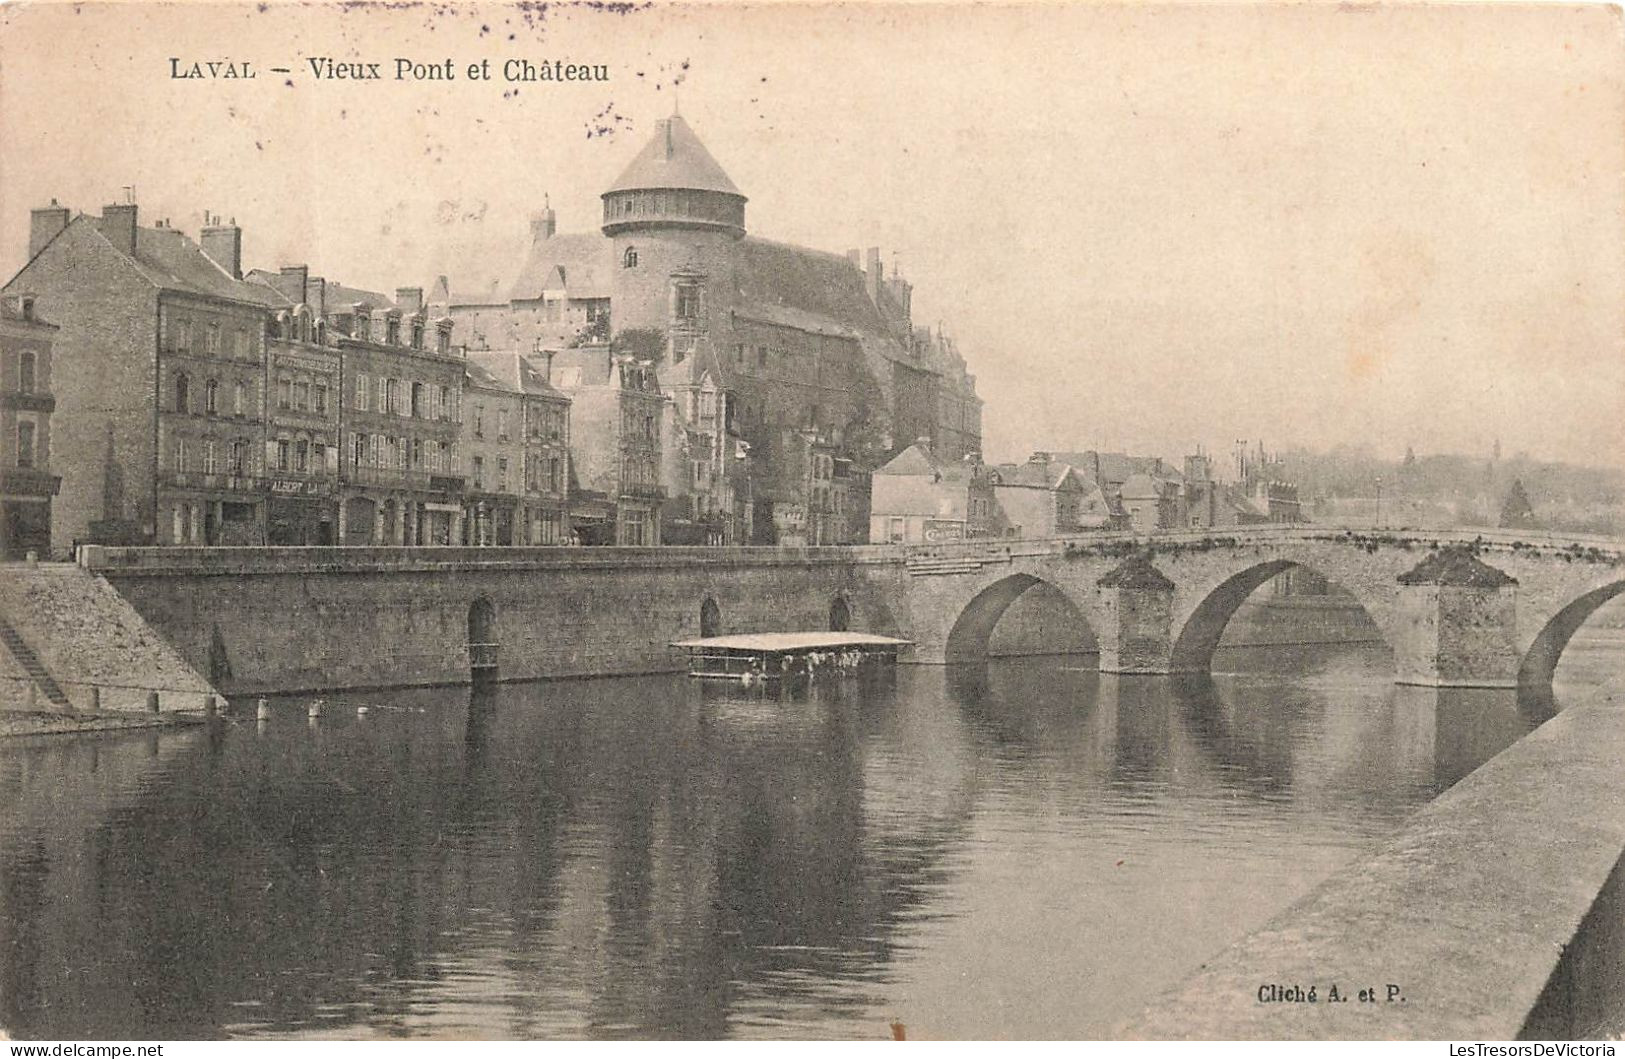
[601,115,746,362]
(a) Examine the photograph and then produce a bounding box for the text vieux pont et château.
[169,57,610,82]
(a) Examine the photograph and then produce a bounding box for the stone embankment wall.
[84,546,903,694]
[0,563,217,712]
[1121,688,1625,1040]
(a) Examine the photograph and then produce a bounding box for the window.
[277,439,290,472]
[675,283,700,320]
[16,421,35,469]
[411,438,423,469]
[276,378,291,410]
[439,440,452,472]
[386,317,400,346]
[293,380,309,412]
[355,373,370,411]
[437,385,451,421]
[498,457,509,492]
[757,345,768,369]
[498,409,509,440]
[623,246,639,269]
[204,379,219,415]
[174,316,192,353]
[18,351,35,394]
[550,457,563,494]
[295,439,309,473]
[174,372,190,413]
[437,329,450,356]
[228,439,246,476]
[397,437,408,471]
[314,384,328,415]
[174,437,188,473]
[411,322,424,349]
[411,381,424,418]
[474,405,485,438]
[235,330,250,359]
[206,323,221,356]
[352,433,366,468]
[472,455,484,490]
[203,440,217,474]
[233,381,245,416]
[385,378,399,416]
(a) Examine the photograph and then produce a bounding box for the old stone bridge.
[887,527,1625,688]
[67,526,1625,696]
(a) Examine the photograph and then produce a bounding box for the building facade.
[869,442,997,544]
[0,293,60,558]
[550,345,663,545]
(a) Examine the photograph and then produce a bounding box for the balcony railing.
[158,471,263,493]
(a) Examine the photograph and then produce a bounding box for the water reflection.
[0,639,1616,1040]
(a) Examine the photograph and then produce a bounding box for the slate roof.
[111,222,283,306]
[465,350,569,401]
[992,460,1080,491]
[875,444,937,477]
[605,115,744,198]
[507,232,613,302]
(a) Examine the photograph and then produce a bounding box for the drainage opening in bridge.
[468,597,498,678]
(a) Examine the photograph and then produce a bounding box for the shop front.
[267,478,337,545]
[464,494,520,546]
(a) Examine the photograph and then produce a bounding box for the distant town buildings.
[0,293,59,559]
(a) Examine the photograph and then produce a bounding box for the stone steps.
[0,564,217,711]
[0,615,73,709]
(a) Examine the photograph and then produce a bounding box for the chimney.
[865,247,882,304]
[530,195,557,242]
[29,200,70,259]
[271,265,308,305]
[200,213,243,279]
[395,287,424,313]
[99,203,139,257]
[306,276,327,317]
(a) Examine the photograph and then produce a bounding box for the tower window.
[623,246,639,269]
[675,283,701,320]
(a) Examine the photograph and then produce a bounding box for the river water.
[1,635,1619,1040]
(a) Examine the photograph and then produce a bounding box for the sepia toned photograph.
[0,0,1623,1043]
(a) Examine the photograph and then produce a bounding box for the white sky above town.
[2,1,1621,468]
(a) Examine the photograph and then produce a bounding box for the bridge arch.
[944,573,1095,662]
[1170,560,1389,674]
[1517,579,1625,688]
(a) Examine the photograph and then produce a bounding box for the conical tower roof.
[605,115,744,198]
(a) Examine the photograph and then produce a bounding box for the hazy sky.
[2,1,1621,467]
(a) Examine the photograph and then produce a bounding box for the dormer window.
[20,297,34,321]
[623,246,639,269]
[411,322,424,349]
[386,316,400,346]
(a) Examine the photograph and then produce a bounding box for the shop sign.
[269,478,333,498]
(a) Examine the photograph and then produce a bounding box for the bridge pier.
[1393,547,1521,688]
[1096,554,1178,675]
